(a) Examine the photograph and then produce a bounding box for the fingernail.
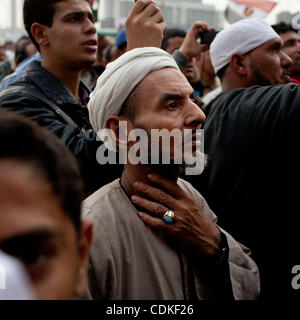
[133,181,143,188]
[131,195,139,202]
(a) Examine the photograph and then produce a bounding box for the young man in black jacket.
[0,0,165,195]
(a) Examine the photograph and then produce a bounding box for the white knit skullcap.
[88,47,179,133]
[210,18,280,74]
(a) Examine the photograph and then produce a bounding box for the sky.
[1,0,300,29]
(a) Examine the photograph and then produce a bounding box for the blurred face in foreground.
[0,160,92,300]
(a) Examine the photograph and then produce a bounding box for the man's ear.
[230,53,248,76]
[31,23,49,47]
[73,219,93,298]
[105,115,133,151]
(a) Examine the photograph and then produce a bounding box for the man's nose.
[84,17,97,35]
[185,101,206,128]
[280,50,292,68]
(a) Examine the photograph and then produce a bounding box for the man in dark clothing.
[186,18,300,300]
[0,59,119,194]
[0,0,115,195]
[0,0,165,194]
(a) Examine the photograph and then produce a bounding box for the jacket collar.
[26,60,90,106]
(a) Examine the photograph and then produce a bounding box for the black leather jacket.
[0,60,122,194]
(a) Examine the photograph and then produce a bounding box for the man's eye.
[68,16,79,23]
[167,102,178,109]
[15,249,46,267]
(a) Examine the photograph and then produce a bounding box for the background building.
[0,0,24,44]
[1,0,299,44]
[100,0,225,31]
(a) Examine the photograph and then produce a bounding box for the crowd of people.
[0,0,300,301]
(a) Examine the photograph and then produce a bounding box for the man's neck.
[41,59,82,100]
[121,163,180,198]
[221,76,253,92]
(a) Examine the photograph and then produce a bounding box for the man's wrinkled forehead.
[133,67,193,102]
[140,67,186,85]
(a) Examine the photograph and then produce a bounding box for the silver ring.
[163,210,175,223]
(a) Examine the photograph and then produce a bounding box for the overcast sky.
[1,0,300,29]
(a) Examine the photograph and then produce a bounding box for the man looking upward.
[83,47,260,300]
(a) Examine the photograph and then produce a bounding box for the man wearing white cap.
[210,18,292,90]
[83,47,260,300]
[186,18,300,299]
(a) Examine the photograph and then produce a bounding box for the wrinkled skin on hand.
[131,173,221,256]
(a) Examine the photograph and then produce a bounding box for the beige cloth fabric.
[83,178,260,300]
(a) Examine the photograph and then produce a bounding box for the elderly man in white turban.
[83,46,260,300]
[185,18,300,300]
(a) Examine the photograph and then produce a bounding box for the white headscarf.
[210,18,280,74]
[88,47,179,133]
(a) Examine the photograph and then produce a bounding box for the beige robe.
[83,178,260,300]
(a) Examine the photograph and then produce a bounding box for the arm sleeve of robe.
[178,178,260,300]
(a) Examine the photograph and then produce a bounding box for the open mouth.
[83,39,98,51]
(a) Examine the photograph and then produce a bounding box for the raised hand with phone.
[178,21,215,61]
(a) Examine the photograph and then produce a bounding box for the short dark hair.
[15,40,32,65]
[23,0,89,51]
[0,109,83,233]
[161,28,187,51]
[271,22,297,35]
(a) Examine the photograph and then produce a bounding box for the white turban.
[210,18,280,74]
[88,47,179,133]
